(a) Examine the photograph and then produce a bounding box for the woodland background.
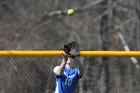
[0,0,140,93]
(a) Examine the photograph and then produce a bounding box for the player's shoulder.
[74,68,80,73]
[70,68,79,73]
[53,66,59,73]
[72,68,79,71]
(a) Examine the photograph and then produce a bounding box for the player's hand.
[62,52,69,61]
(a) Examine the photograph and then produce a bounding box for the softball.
[67,9,75,16]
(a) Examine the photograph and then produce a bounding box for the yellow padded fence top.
[0,50,139,57]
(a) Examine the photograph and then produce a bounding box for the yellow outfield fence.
[0,50,139,57]
[0,50,140,93]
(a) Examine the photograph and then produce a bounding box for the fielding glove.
[62,43,71,55]
[68,40,80,57]
[62,40,80,58]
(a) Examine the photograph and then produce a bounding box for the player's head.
[67,57,74,65]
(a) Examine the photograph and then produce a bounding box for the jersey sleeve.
[53,66,63,78]
[76,68,82,79]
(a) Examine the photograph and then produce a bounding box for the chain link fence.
[0,56,140,93]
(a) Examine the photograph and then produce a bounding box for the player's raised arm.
[69,41,84,76]
[74,57,84,76]
[54,43,71,76]
[54,54,68,76]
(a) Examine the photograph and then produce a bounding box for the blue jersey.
[53,66,82,93]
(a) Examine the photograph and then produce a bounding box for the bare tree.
[135,0,140,50]
[98,0,111,93]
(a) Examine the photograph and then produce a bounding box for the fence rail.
[0,51,139,93]
[0,51,139,57]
